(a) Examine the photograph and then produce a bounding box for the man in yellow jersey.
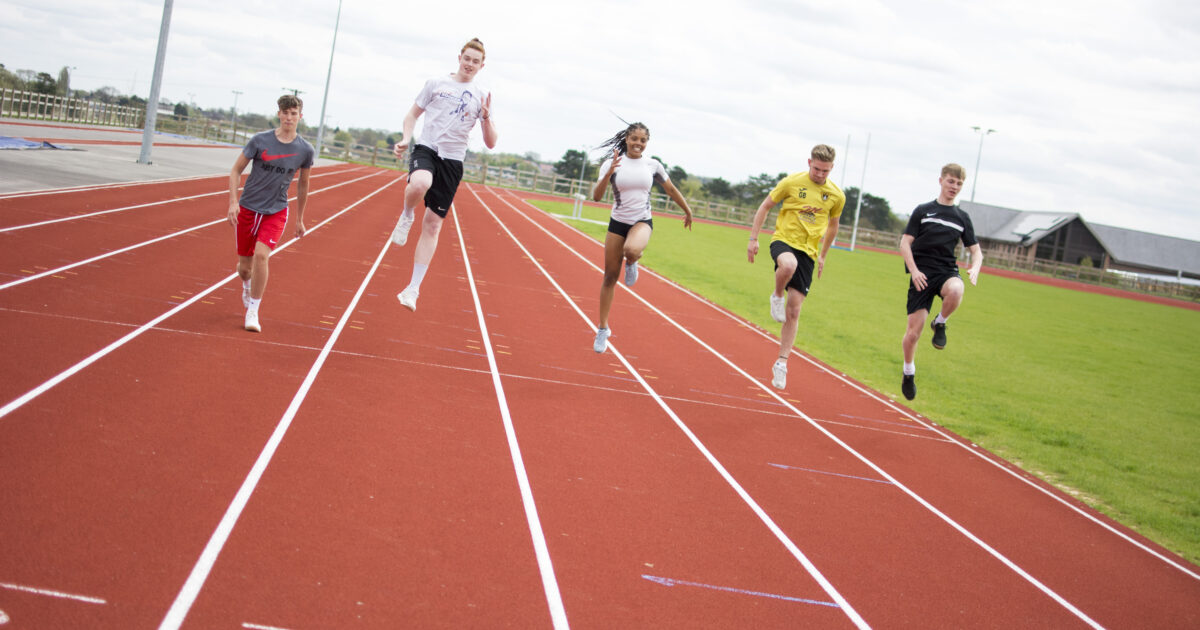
[747,144,845,390]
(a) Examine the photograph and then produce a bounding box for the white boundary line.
[503,188,1200,581]
[467,187,870,629]
[451,208,570,629]
[0,164,363,201]
[0,581,106,605]
[479,186,1107,629]
[0,171,385,292]
[0,177,401,421]
[157,195,398,630]
[0,166,362,233]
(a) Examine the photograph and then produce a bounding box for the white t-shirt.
[414,75,489,161]
[598,155,669,224]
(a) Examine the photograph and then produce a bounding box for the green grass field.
[528,198,1200,564]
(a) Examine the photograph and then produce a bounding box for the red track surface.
[1,169,1197,629]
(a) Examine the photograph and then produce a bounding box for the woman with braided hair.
[590,122,693,353]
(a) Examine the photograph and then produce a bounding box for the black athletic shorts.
[408,145,463,218]
[769,240,815,295]
[906,268,961,314]
[607,217,653,238]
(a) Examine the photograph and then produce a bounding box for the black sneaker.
[901,374,916,400]
[930,320,947,349]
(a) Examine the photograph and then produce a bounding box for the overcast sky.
[4,0,1199,241]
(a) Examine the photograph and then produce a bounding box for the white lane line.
[504,188,1200,581]
[467,187,868,629]
[242,622,293,630]
[452,207,570,629]
[0,177,401,422]
[0,581,106,604]
[0,164,364,201]
[158,187,399,630]
[0,166,360,233]
[502,189,1200,583]
[0,170,385,292]
[482,186,1107,629]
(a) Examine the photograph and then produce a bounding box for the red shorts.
[235,206,288,257]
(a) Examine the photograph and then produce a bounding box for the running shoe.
[593,327,611,353]
[398,287,419,311]
[902,373,916,400]
[242,281,251,308]
[244,308,261,333]
[930,320,947,349]
[391,211,415,246]
[769,293,786,323]
[624,260,639,287]
[771,359,787,390]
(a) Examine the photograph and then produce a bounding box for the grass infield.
[528,198,1200,565]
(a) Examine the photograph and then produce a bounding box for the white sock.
[402,207,415,220]
[775,358,787,367]
[247,297,261,311]
[903,362,916,376]
[242,278,251,290]
[408,263,429,291]
[934,313,947,325]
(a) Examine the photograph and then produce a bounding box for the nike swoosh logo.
[262,150,298,161]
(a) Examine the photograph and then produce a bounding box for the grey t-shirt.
[239,130,315,214]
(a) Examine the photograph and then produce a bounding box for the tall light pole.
[315,0,343,160]
[970,126,996,202]
[230,89,242,143]
[849,132,870,252]
[137,0,174,165]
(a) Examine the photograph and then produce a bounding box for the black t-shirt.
[903,201,977,274]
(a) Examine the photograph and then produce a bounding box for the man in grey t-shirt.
[227,94,315,332]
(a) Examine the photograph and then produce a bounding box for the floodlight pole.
[839,133,850,186]
[849,133,870,252]
[970,126,996,202]
[137,0,174,165]
[231,89,242,143]
[315,0,343,160]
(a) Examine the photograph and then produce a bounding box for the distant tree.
[386,135,397,146]
[334,129,353,144]
[553,149,597,181]
[173,103,188,120]
[842,186,901,231]
[702,177,734,200]
[523,150,541,162]
[93,86,119,103]
[30,72,56,95]
[668,165,688,182]
[0,64,22,90]
[735,172,785,205]
[57,66,71,97]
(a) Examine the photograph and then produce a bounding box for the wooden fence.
[0,88,143,127]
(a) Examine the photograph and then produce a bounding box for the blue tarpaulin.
[0,136,66,150]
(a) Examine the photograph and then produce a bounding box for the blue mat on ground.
[0,136,66,150]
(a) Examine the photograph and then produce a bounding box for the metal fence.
[0,88,143,127]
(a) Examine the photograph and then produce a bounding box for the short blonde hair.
[811,144,836,163]
[941,163,966,179]
[461,38,485,59]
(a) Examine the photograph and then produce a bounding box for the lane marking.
[243,623,293,630]
[0,177,401,422]
[501,188,1200,583]
[0,171,386,292]
[466,187,868,629]
[0,581,106,604]
[483,186,1107,629]
[768,463,894,485]
[158,181,400,630]
[641,575,839,608]
[452,208,570,630]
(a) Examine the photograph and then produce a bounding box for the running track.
[0,165,1197,629]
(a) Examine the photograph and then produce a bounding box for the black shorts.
[607,217,653,238]
[769,240,815,295]
[408,145,463,218]
[906,269,961,314]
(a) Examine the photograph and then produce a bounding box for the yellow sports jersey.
[769,171,845,258]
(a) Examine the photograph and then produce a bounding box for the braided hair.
[597,122,650,156]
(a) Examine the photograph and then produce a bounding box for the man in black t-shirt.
[897,163,984,400]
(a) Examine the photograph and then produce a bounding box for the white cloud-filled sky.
[3,0,1199,240]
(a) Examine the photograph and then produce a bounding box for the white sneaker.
[244,308,261,332]
[771,360,787,390]
[624,261,639,287]
[769,293,786,323]
[593,327,611,353]
[397,287,418,311]
[241,282,251,308]
[391,211,415,246]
